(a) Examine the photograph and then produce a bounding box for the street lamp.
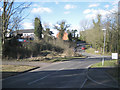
[102,28,106,66]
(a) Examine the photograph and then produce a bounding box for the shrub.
[2,37,75,60]
[25,42,40,57]
[2,37,31,59]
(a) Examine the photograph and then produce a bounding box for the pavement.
[80,51,119,88]
[84,67,119,88]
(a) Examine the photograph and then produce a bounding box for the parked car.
[17,39,29,43]
[81,46,85,50]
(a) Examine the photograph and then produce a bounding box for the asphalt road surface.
[2,57,110,88]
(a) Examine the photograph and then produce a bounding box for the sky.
[0,0,119,37]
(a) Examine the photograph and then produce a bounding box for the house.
[14,29,34,39]
[14,29,54,40]
[6,29,12,37]
[56,32,68,40]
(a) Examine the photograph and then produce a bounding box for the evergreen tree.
[34,17,43,40]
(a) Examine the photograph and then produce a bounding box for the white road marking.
[27,68,65,85]
[27,62,82,85]
[86,64,93,68]
[80,78,87,88]
[28,74,51,85]
[2,64,54,81]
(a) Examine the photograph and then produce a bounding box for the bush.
[25,42,40,57]
[47,39,74,57]
[2,37,75,60]
[2,37,31,59]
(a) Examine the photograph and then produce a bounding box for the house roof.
[56,32,68,40]
[15,29,34,34]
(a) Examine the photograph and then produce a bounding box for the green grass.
[85,48,96,54]
[91,59,118,68]
[1,65,36,79]
[85,48,111,56]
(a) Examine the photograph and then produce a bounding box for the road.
[2,57,110,88]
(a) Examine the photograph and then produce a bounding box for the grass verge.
[16,51,84,63]
[42,56,84,63]
[85,48,111,56]
[91,59,117,68]
[0,65,36,79]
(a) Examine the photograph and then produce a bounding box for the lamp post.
[102,28,106,66]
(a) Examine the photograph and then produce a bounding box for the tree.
[54,20,70,39]
[104,12,119,53]
[0,16,2,38]
[67,30,72,41]
[80,19,91,31]
[80,14,103,50]
[80,12,120,54]
[44,27,52,41]
[34,17,43,40]
[43,23,53,36]
[1,0,31,45]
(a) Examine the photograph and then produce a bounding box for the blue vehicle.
[17,39,29,43]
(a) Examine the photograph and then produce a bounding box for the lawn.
[1,65,36,79]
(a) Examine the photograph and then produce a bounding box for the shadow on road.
[2,57,119,88]
[2,66,119,88]
[2,68,87,88]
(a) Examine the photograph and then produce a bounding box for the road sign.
[112,53,118,59]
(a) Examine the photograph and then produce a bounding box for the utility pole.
[103,29,106,55]
[102,28,106,66]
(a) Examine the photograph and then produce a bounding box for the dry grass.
[1,65,35,79]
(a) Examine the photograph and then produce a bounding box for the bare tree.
[54,20,70,39]
[1,0,31,45]
[80,19,92,31]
